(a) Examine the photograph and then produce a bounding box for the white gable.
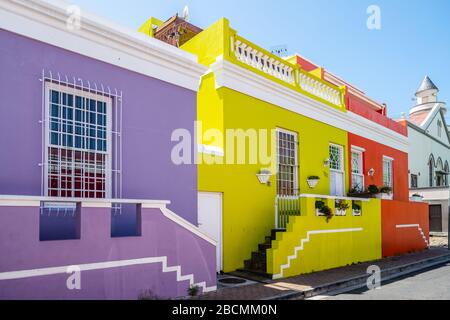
[422,105,450,146]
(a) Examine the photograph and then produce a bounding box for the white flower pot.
[335,209,347,216]
[411,196,423,202]
[307,179,319,189]
[380,193,392,200]
[316,209,324,216]
[352,209,361,216]
[256,173,271,184]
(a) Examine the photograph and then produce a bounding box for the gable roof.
[407,103,450,147]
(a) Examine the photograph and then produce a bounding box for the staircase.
[238,229,285,278]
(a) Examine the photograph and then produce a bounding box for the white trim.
[197,144,225,157]
[351,148,365,191]
[44,82,113,199]
[351,145,366,153]
[0,194,216,246]
[161,207,217,246]
[276,128,299,196]
[210,57,409,152]
[0,256,216,293]
[273,228,364,279]
[383,155,395,162]
[396,224,429,247]
[0,195,169,207]
[0,0,207,92]
[300,194,371,202]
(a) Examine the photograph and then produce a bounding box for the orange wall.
[381,200,429,257]
[348,133,409,202]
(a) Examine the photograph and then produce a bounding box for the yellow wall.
[268,197,382,278]
[197,77,349,272]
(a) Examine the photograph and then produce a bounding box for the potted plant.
[335,200,349,216]
[379,186,393,199]
[307,176,320,189]
[256,169,272,184]
[366,185,379,198]
[352,202,362,216]
[315,200,333,222]
[347,185,371,198]
[315,200,326,215]
[411,193,423,202]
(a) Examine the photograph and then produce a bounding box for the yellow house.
[140,16,384,278]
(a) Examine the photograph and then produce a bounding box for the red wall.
[347,94,407,136]
[381,200,429,257]
[348,133,409,202]
[295,55,319,72]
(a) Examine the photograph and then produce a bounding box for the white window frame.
[351,147,364,192]
[329,143,345,196]
[382,156,394,199]
[44,82,113,198]
[276,128,298,196]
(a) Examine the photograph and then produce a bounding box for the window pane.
[47,87,109,199]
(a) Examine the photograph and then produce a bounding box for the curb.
[266,253,450,300]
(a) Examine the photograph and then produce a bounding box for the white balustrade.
[299,73,341,106]
[233,37,343,107]
[234,39,295,85]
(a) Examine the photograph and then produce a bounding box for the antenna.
[270,44,288,57]
[183,5,190,22]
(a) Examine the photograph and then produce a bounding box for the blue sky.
[69,0,450,120]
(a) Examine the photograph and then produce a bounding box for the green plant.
[412,193,422,197]
[188,285,200,297]
[367,185,379,194]
[308,175,320,180]
[349,184,363,194]
[315,200,326,209]
[380,186,392,194]
[352,202,361,211]
[335,200,350,211]
[319,205,333,222]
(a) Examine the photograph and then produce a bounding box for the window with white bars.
[351,149,364,192]
[276,129,298,196]
[45,83,112,198]
[383,157,393,188]
[329,144,344,171]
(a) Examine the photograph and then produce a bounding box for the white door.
[329,144,345,197]
[198,192,223,273]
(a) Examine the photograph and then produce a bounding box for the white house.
[399,76,450,233]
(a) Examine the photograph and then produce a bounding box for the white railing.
[231,36,344,108]
[233,38,295,85]
[275,194,370,229]
[275,195,301,229]
[298,73,342,106]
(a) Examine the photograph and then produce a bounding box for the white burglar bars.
[40,70,122,201]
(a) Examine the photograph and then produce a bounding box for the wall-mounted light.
[324,158,331,167]
[256,169,272,185]
[368,168,375,177]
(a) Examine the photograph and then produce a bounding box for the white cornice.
[0,0,206,91]
[210,56,409,153]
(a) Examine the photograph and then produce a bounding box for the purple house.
[0,0,216,299]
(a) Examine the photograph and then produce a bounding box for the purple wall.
[0,205,216,300]
[0,30,198,224]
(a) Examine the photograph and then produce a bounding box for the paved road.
[324,262,450,300]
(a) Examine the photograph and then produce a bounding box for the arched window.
[445,161,449,186]
[429,155,435,187]
[436,158,444,187]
